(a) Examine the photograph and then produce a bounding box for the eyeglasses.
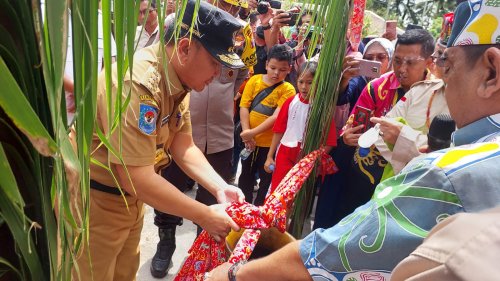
[393,56,425,67]
[364,53,388,62]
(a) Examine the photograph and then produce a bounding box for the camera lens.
[257,1,269,14]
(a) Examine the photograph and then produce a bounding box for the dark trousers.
[238,146,272,206]
[154,148,234,230]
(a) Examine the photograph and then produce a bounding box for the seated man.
[206,1,500,280]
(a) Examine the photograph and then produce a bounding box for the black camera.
[257,0,282,14]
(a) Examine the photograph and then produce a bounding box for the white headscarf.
[363,38,395,64]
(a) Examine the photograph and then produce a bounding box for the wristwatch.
[261,23,271,30]
[227,261,247,281]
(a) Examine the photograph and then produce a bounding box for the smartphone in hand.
[352,105,373,133]
[285,12,300,26]
[358,59,382,78]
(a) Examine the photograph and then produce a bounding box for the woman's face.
[363,43,391,74]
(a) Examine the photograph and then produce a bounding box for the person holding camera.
[335,37,395,128]
[256,3,312,89]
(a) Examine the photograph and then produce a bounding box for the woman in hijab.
[337,37,395,114]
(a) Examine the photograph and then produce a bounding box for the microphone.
[427,114,456,152]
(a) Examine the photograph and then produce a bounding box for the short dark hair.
[267,44,293,65]
[395,29,435,58]
[298,61,318,77]
[463,44,500,66]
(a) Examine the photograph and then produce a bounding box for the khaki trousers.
[73,189,144,281]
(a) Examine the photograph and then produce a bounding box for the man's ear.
[425,56,434,69]
[478,47,500,99]
[176,38,192,65]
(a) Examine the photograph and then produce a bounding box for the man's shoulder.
[404,141,500,176]
[126,45,164,95]
[409,79,444,91]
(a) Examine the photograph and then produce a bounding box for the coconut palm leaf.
[287,0,351,237]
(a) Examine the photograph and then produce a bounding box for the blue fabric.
[452,113,500,146]
[301,115,500,280]
[337,76,368,113]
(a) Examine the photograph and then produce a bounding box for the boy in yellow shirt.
[238,44,296,205]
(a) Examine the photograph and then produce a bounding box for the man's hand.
[240,129,255,142]
[244,139,256,151]
[342,124,364,146]
[371,117,403,146]
[199,204,240,242]
[205,262,232,281]
[257,7,274,25]
[216,185,245,204]
[271,10,291,29]
[264,156,275,173]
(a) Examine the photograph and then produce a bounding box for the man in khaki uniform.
[149,0,256,277]
[73,1,246,280]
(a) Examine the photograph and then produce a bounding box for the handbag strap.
[249,81,284,112]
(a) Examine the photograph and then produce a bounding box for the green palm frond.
[288,0,351,238]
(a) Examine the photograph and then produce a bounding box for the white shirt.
[134,24,159,50]
[280,95,310,147]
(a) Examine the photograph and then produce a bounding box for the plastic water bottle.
[240,148,253,160]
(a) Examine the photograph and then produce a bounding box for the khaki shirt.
[375,79,449,174]
[91,43,191,187]
[391,207,500,281]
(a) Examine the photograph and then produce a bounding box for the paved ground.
[137,188,198,281]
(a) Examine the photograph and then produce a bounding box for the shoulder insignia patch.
[141,65,161,95]
[139,103,158,135]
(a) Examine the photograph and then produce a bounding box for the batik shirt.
[300,113,500,281]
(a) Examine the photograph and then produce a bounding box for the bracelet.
[261,24,271,30]
[228,261,247,281]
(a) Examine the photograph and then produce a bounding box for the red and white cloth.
[174,149,337,281]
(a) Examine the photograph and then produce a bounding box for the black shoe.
[150,227,176,278]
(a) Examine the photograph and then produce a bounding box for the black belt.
[90,180,130,196]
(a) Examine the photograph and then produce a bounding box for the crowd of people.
[62,0,500,280]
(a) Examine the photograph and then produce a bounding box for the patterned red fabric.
[175,149,336,280]
[349,0,366,52]
[227,229,261,264]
